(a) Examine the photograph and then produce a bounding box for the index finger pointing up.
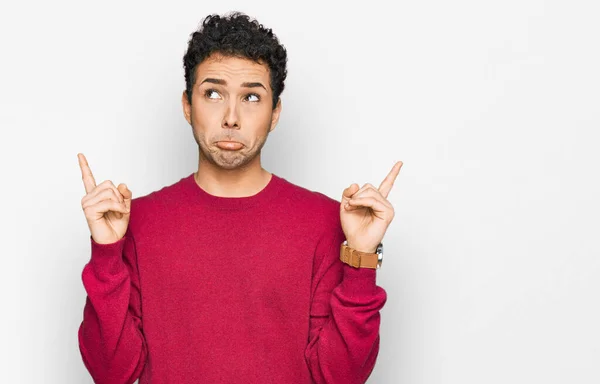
[78,153,97,194]
[378,161,403,198]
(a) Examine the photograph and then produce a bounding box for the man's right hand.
[78,153,132,245]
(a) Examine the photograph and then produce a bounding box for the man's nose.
[222,100,240,129]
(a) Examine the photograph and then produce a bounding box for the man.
[77,11,402,384]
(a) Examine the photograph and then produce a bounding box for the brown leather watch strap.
[340,242,379,269]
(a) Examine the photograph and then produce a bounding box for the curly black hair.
[183,11,288,109]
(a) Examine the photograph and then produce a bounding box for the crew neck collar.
[183,172,283,210]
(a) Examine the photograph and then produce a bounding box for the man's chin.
[213,152,254,170]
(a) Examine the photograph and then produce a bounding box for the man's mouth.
[216,141,244,150]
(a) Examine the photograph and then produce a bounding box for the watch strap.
[340,242,379,269]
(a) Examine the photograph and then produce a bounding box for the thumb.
[341,183,359,203]
[118,183,132,212]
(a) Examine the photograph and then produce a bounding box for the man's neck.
[194,163,272,198]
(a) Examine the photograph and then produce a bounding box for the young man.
[77,11,402,384]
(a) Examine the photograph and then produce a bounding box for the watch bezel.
[376,242,383,269]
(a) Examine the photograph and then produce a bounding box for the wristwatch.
[340,240,384,269]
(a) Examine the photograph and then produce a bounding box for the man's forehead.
[197,54,269,80]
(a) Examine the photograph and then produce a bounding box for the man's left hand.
[340,161,403,253]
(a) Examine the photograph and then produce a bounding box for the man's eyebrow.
[200,78,267,91]
[241,82,267,91]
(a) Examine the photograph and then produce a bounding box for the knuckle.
[112,189,123,200]
[106,188,118,198]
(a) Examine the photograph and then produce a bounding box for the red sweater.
[78,172,387,384]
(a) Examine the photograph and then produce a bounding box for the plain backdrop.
[1,0,599,383]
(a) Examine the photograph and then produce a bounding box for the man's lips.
[216,141,244,150]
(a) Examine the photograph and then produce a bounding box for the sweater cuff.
[339,263,379,296]
[89,235,127,273]
[90,235,127,255]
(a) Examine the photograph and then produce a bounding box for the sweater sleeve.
[304,224,387,384]
[78,227,147,384]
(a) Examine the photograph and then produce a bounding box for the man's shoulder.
[279,175,341,226]
[280,176,346,251]
[282,175,339,204]
[128,173,191,214]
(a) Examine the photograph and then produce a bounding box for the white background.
[1,0,599,383]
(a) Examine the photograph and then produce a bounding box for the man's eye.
[205,89,220,99]
[246,94,260,102]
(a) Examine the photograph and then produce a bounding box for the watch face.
[376,243,383,268]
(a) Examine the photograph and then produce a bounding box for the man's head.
[182,12,288,171]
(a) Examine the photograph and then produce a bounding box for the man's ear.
[182,90,192,125]
[269,98,282,132]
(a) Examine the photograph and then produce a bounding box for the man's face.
[182,53,281,171]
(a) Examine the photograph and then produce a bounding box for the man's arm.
[305,225,387,384]
[78,226,147,384]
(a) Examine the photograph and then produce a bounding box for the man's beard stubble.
[192,126,270,171]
